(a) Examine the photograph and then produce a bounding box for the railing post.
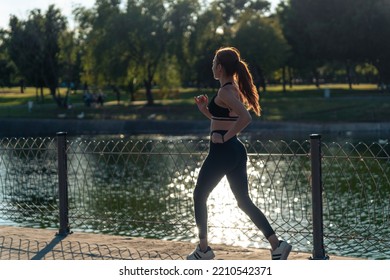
[310,134,328,260]
[57,132,70,236]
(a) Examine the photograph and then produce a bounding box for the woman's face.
[212,55,221,80]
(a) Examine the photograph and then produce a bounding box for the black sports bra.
[208,82,238,121]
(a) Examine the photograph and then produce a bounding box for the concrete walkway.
[0,226,361,260]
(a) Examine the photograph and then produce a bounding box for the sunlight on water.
[183,156,301,249]
[190,162,278,249]
[207,177,258,247]
[1,135,389,259]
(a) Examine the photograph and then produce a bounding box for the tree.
[0,29,16,87]
[213,0,270,26]
[233,13,290,91]
[278,0,327,87]
[76,0,187,105]
[59,29,82,101]
[7,5,67,104]
[187,5,226,87]
[77,0,124,86]
[164,0,201,86]
[43,5,67,102]
[8,13,45,96]
[278,0,390,89]
[124,0,173,105]
[359,0,390,90]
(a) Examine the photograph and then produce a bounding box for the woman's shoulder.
[218,85,240,100]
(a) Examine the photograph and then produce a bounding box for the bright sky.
[0,0,281,30]
[0,0,95,29]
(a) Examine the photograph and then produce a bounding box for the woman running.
[187,47,292,260]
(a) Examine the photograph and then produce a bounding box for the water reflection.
[0,137,59,227]
[0,135,389,259]
[64,136,316,251]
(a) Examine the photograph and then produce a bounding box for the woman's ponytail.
[215,47,261,116]
[236,60,261,116]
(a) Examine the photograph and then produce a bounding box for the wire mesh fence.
[0,134,389,259]
[321,141,390,258]
[0,235,184,260]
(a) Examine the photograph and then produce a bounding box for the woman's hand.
[194,94,208,112]
[211,132,224,144]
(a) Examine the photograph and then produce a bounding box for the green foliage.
[233,13,290,89]
[6,5,67,104]
[279,0,390,86]
[1,0,390,117]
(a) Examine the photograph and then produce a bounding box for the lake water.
[0,132,389,259]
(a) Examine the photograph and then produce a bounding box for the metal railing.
[0,133,389,259]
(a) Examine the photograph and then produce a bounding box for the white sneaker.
[271,241,292,260]
[186,245,215,260]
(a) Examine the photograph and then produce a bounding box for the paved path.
[0,226,360,260]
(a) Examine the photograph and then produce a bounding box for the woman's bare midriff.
[210,119,237,132]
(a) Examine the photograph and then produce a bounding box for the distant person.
[83,82,92,107]
[187,47,292,260]
[83,91,92,107]
[97,89,104,106]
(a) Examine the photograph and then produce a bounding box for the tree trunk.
[282,66,287,93]
[345,61,353,90]
[50,86,62,107]
[40,87,44,103]
[144,63,155,106]
[374,60,390,93]
[256,66,267,92]
[20,79,24,93]
[313,69,320,88]
[288,67,293,88]
[144,79,154,106]
[111,85,121,105]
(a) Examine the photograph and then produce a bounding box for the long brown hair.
[215,47,261,116]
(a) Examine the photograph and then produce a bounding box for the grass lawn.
[0,84,389,122]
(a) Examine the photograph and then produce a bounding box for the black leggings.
[193,131,275,240]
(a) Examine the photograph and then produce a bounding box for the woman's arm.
[194,95,212,119]
[215,88,252,142]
